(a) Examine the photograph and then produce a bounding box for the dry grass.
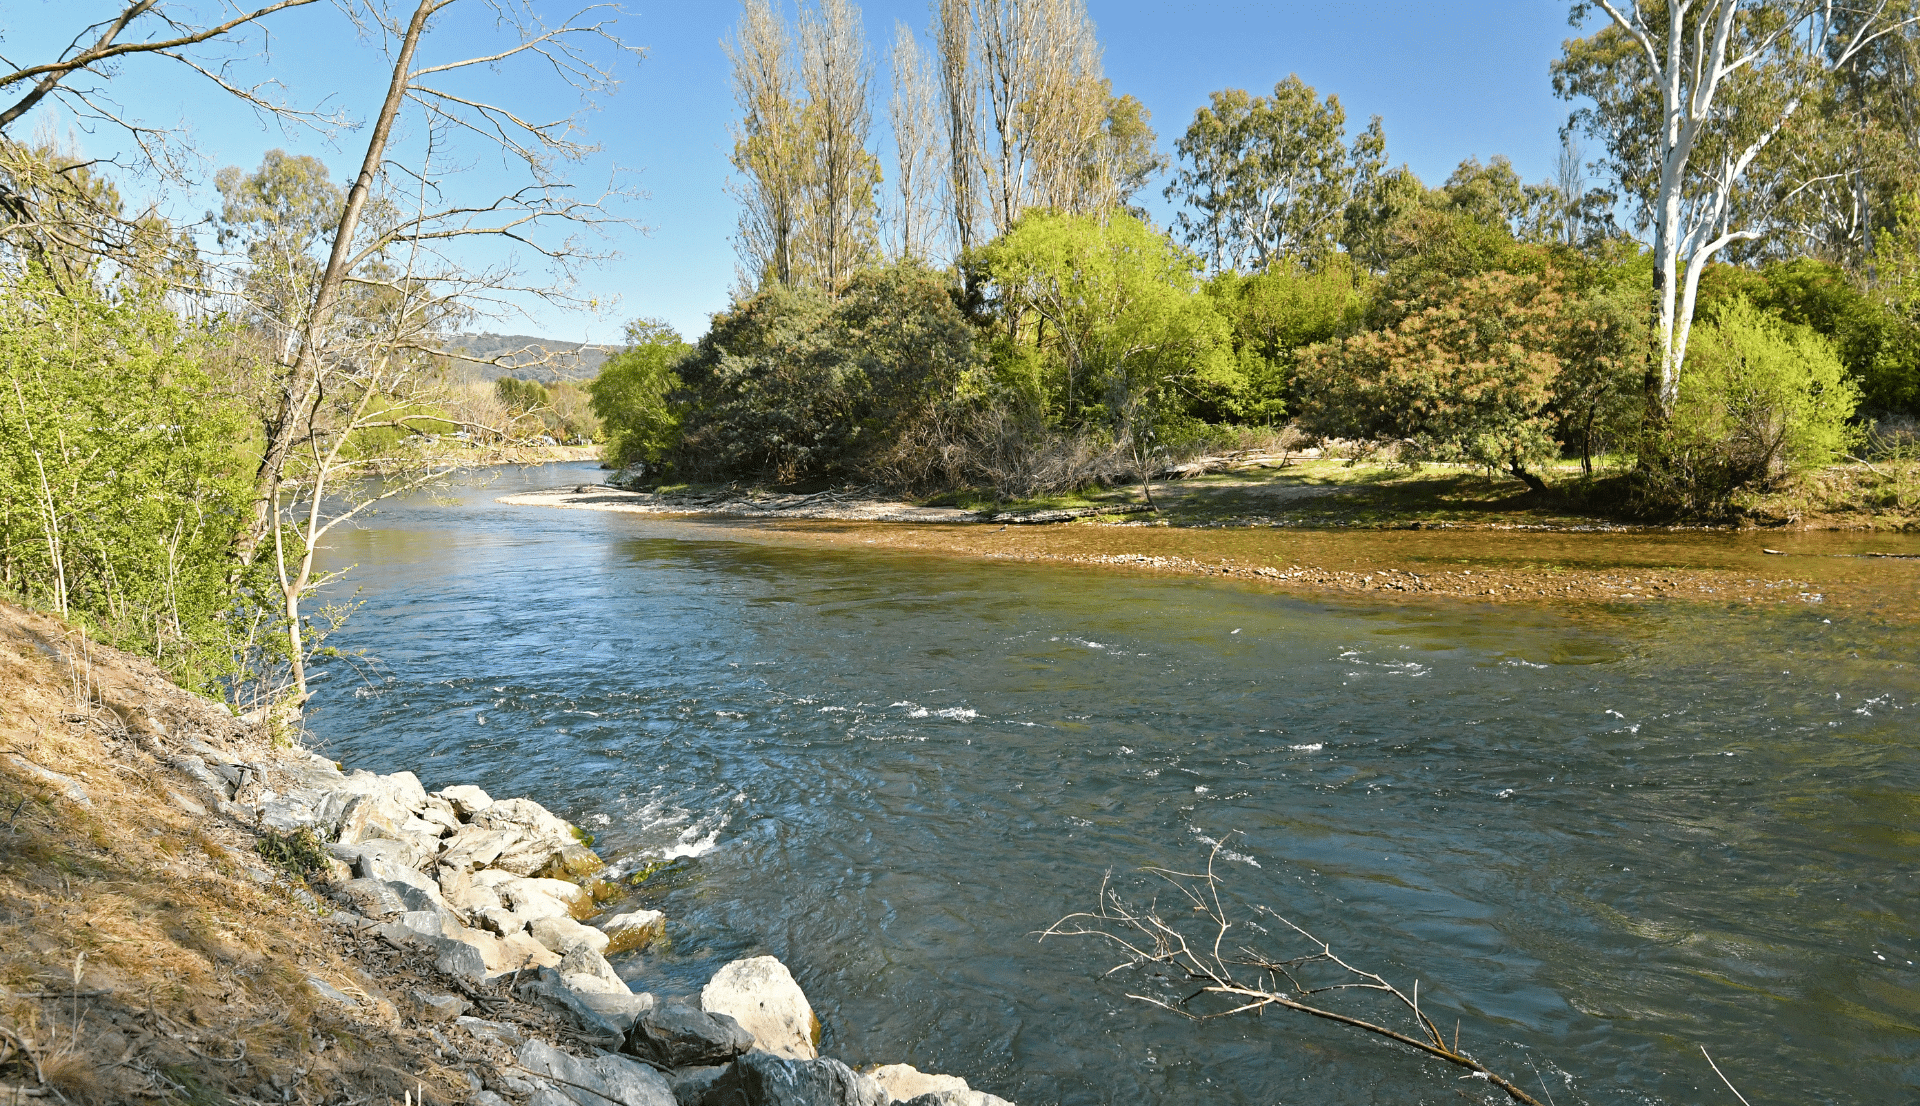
[0,602,478,1105]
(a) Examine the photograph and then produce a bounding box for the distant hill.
[447,333,617,384]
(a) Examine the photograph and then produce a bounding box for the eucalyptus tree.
[1554,0,1919,417]
[1165,76,1386,273]
[932,0,983,255]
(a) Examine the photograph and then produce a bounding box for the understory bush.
[0,268,254,688]
[1640,299,1860,512]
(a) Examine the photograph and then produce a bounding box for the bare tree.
[1024,0,1106,213]
[973,0,1041,234]
[932,0,982,255]
[799,0,880,289]
[729,0,808,289]
[1043,848,1552,1106]
[1559,1,1918,417]
[888,22,940,260]
[0,0,339,284]
[0,0,326,153]
[230,0,636,573]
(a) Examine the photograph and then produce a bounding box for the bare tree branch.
[1042,843,1550,1106]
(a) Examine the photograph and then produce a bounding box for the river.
[308,462,1920,1106]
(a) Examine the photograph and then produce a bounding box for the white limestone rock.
[700,955,818,1060]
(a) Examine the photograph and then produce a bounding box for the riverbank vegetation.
[586,0,1920,531]
[8,0,1920,715]
[0,0,631,704]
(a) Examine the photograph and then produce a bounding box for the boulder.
[512,969,625,1050]
[436,866,497,916]
[600,910,667,955]
[701,957,818,1060]
[166,753,232,797]
[473,796,575,841]
[430,935,488,985]
[339,768,428,812]
[622,1001,754,1069]
[498,931,564,972]
[898,1093,1016,1106]
[575,990,656,1035]
[541,842,607,879]
[867,1067,967,1104]
[401,814,449,841]
[516,1037,675,1106]
[454,1015,524,1049]
[409,989,470,1021]
[333,878,406,919]
[438,784,494,818]
[417,797,462,836]
[471,798,581,875]
[439,826,523,873]
[395,910,444,939]
[334,792,413,845]
[706,1052,885,1106]
[666,1065,732,1106]
[256,793,322,835]
[558,945,628,996]
[531,915,610,956]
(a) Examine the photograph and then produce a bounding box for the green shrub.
[588,319,692,470]
[1647,299,1861,509]
[1295,268,1566,490]
[257,827,330,880]
[670,261,981,486]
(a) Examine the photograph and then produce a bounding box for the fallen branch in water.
[1041,843,1548,1106]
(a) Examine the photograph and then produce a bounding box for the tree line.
[592,0,1920,513]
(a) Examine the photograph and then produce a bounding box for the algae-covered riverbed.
[309,463,1920,1105]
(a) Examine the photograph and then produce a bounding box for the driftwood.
[1041,844,1550,1106]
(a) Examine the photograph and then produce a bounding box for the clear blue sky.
[8,2,1590,343]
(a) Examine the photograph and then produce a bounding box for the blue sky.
[8,2,1590,342]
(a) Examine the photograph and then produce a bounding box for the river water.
[308,463,1920,1106]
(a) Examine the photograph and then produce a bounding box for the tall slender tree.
[799,0,881,289]
[889,22,941,260]
[933,0,982,255]
[728,0,808,289]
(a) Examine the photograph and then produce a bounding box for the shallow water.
[309,463,1920,1105]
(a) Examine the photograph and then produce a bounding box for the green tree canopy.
[588,319,692,469]
[1165,75,1386,272]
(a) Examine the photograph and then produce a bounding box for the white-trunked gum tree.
[1555,0,1920,420]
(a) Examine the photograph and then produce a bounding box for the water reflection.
[308,465,1919,1105]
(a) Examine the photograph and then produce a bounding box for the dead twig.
[1041,841,1547,1106]
[1700,1046,1752,1106]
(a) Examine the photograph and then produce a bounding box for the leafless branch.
[1041,842,1548,1106]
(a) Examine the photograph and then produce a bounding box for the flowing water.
[308,463,1920,1106]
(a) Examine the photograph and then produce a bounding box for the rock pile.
[190,737,1011,1106]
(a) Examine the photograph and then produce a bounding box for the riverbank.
[0,601,1013,1106]
[501,480,1920,622]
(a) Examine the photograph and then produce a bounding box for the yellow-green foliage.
[1659,299,1861,496]
[0,268,253,686]
[589,319,691,468]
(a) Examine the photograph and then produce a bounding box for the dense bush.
[1642,299,1861,511]
[0,268,253,687]
[1296,269,1566,489]
[587,320,691,468]
[669,262,981,485]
